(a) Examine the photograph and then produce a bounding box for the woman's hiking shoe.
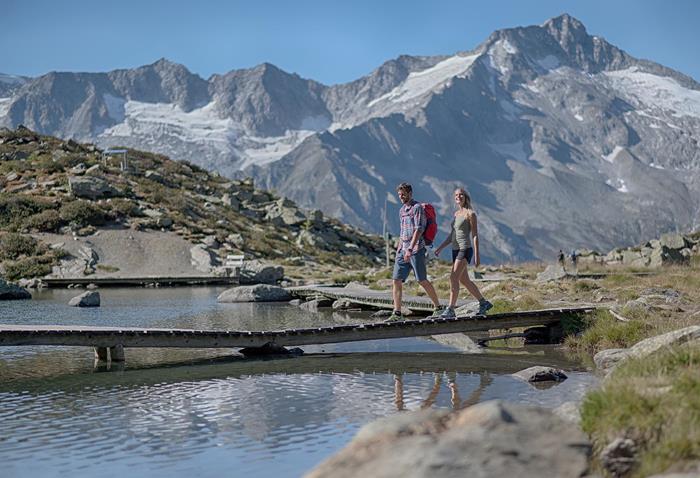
[477,300,493,315]
[439,307,456,319]
[384,311,403,322]
[427,306,444,318]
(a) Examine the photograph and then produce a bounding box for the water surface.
[1,287,597,478]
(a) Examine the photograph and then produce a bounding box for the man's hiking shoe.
[384,311,403,322]
[477,300,493,316]
[427,306,444,318]
[439,307,456,319]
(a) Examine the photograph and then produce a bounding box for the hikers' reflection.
[392,372,494,411]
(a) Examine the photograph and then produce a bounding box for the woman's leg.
[449,259,467,307]
[459,263,484,301]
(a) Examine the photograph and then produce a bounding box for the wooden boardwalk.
[42,275,239,288]
[0,306,594,362]
[290,285,472,312]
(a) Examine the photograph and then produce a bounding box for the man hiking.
[387,182,442,321]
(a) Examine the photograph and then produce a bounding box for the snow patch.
[606,177,629,193]
[368,53,479,107]
[102,94,125,122]
[574,113,584,122]
[537,55,560,70]
[239,130,316,168]
[602,146,626,163]
[649,162,665,170]
[0,98,11,117]
[604,68,700,119]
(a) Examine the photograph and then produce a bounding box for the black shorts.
[452,248,473,263]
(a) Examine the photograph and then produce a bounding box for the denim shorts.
[452,248,474,263]
[392,248,428,282]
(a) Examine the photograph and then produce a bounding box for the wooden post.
[109,344,125,362]
[94,346,109,361]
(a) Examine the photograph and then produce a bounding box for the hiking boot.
[477,300,493,316]
[439,307,456,319]
[427,306,444,318]
[384,311,403,322]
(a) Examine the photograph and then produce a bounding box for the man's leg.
[392,279,403,312]
[412,249,440,308]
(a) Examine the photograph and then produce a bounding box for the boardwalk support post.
[110,344,125,362]
[94,346,109,361]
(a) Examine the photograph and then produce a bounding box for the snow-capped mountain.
[2,14,699,261]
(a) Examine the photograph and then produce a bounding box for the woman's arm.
[434,217,454,255]
[470,212,480,267]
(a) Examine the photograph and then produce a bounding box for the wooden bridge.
[42,274,239,288]
[0,306,593,362]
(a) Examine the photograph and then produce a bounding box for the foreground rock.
[0,279,32,300]
[306,400,591,478]
[594,325,700,372]
[217,284,291,302]
[512,366,568,383]
[68,291,100,307]
[536,264,568,282]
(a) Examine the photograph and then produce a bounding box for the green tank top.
[451,213,472,250]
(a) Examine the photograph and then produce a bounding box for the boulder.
[221,193,240,211]
[190,244,217,272]
[264,199,306,226]
[144,170,165,183]
[536,264,567,282]
[68,175,120,199]
[217,284,291,303]
[600,437,638,478]
[307,400,591,478]
[512,366,567,383]
[659,233,687,250]
[0,279,32,300]
[648,245,688,267]
[240,260,284,284]
[68,290,100,307]
[594,326,700,372]
[553,401,581,425]
[17,278,45,289]
[332,298,354,310]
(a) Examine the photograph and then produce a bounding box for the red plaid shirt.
[399,200,426,253]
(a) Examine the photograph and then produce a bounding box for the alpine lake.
[1,287,597,478]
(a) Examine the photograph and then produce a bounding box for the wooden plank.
[0,307,594,349]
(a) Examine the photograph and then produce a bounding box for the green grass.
[581,344,700,477]
[565,309,652,353]
[96,264,120,273]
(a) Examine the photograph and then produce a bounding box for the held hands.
[434,246,443,257]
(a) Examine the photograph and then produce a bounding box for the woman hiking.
[434,187,493,317]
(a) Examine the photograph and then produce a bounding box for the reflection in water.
[0,287,598,478]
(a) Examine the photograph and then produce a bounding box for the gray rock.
[221,193,240,210]
[307,400,591,478]
[240,260,284,284]
[68,175,120,199]
[649,245,688,267]
[202,235,219,248]
[600,437,638,477]
[226,233,245,248]
[145,170,165,183]
[17,277,45,289]
[288,298,302,306]
[217,284,291,302]
[536,264,567,282]
[659,233,687,250]
[553,401,581,425]
[190,244,217,272]
[0,279,32,300]
[370,310,392,318]
[68,290,100,307]
[595,326,700,372]
[512,366,567,383]
[332,298,354,310]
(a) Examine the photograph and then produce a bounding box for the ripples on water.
[0,287,598,478]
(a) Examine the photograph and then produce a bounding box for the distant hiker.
[387,182,442,321]
[570,249,578,275]
[557,249,565,267]
[434,187,493,317]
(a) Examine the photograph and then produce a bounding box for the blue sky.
[2,0,699,84]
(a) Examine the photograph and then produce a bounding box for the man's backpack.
[421,203,437,246]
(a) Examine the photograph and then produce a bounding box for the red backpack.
[421,203,437,246]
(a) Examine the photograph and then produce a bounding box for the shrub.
[59,200,105,226]
[0,193,53,229]
[23,209,62,232]
[0,232,38,260]
[4,256,54,280]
